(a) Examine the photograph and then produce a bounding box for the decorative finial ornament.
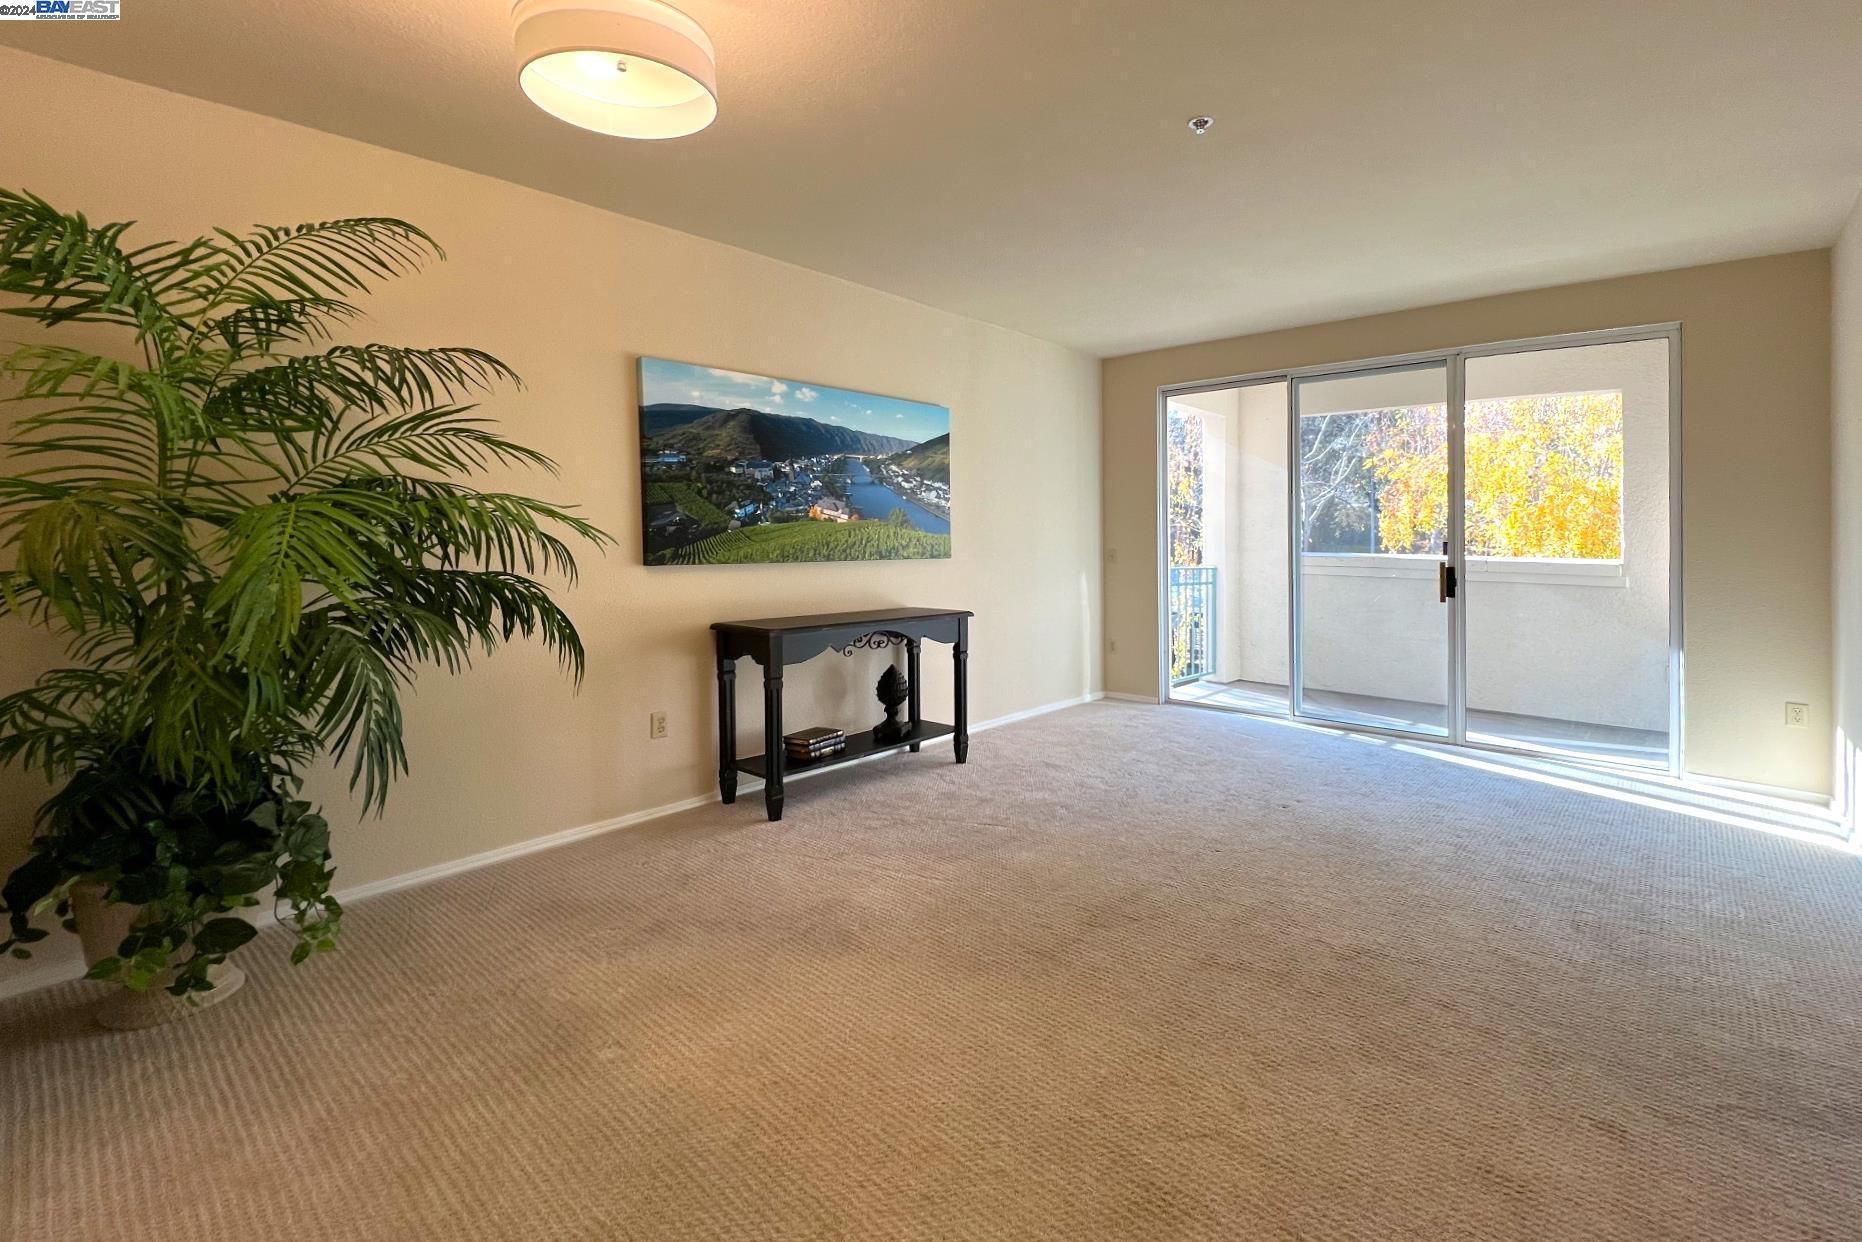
[874,664,911,742]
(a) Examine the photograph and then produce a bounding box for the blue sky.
[640,357,949,446]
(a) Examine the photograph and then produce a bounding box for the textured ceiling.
[6,1,1861,356]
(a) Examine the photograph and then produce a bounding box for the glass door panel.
[1165,380,1291,712]
[1294,362,1452,736]
[1460,338,1671,767]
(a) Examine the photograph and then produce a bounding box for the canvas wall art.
[639,357,951,564]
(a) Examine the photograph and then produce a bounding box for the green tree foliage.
[0,191,609,993]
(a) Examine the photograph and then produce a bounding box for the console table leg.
[762,660,785,822]
[715,640,737,804]
[907,638,923,752]
[953,617,969,764]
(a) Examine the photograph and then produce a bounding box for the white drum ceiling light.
[512,0,717,139]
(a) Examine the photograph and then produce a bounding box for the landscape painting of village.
[638,357,951,564]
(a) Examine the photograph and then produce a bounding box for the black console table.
[712,607,972,821]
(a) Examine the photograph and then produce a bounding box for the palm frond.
[395,481,612,582]
[198,346,519,458]
[291,405,555,489]
[204,295,364,351]
[0,668,120,776]
[298,568,586,810]
[206,493,398,660]
[0,479,193,627]
[181,218,442,320]
[2,342,140,401]
[3,343,216,461]
[315,345,518,407]
[394,568,588,680]
[344,570,587,676]
[215,344,518,424]
[294,624,410,813]
[116,600,316,788]
[0,190,181,335]
[3,420,161,481]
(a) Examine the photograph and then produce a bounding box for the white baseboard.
[1101,691,1161,704]
[0,689,1104,1003]
[976,690,1103,728]
[332,791,720,905]
[1684,769,1834,809]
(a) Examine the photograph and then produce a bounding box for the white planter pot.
[70,882,246,1030]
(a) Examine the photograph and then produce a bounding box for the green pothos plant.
[0,191,609,995]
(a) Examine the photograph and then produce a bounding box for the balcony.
[1167,553,1668,767]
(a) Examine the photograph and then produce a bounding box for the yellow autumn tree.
[1367,392,1623,559]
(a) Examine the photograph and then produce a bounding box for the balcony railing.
[1169,565,1217,684]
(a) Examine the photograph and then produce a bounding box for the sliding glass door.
[1293,362,1453,737]
[1459,337,1672,767]
[1165,326,1679,774]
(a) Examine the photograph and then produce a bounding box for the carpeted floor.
[4,702,1861,1240]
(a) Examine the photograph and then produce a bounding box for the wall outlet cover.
[1786,702,1809,728]
[649,711,668,739]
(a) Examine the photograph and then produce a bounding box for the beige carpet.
[4,702,1861,1240]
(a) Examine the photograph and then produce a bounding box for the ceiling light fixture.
[512,0,717,140]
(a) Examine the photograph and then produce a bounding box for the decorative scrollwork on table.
[837,630,910,656]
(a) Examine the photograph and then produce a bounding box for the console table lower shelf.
[732,721,955,780]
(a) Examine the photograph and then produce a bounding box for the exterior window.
[1299,391,1624,560]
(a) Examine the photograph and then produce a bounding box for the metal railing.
[1168,565,1217,684]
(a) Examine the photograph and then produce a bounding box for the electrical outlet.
[1785,702,1809,729]
[1108,639,1119,654]
[649,711,668,739]
[1106,547,1118,564]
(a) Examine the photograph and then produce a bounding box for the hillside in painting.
[885,432,949,482]
[641,403,717,438]
[647,406,915,460]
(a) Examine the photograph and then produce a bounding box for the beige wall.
[0,52,1102,990]
[1105,252,1834,794]
[1834,191,1862,822]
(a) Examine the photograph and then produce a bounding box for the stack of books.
[784,727,845,763]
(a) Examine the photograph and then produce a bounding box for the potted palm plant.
[0,191,608,1027]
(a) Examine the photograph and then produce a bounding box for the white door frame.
[1154,322,1684,778]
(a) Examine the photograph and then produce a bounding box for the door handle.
[1438,561,1457,602]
